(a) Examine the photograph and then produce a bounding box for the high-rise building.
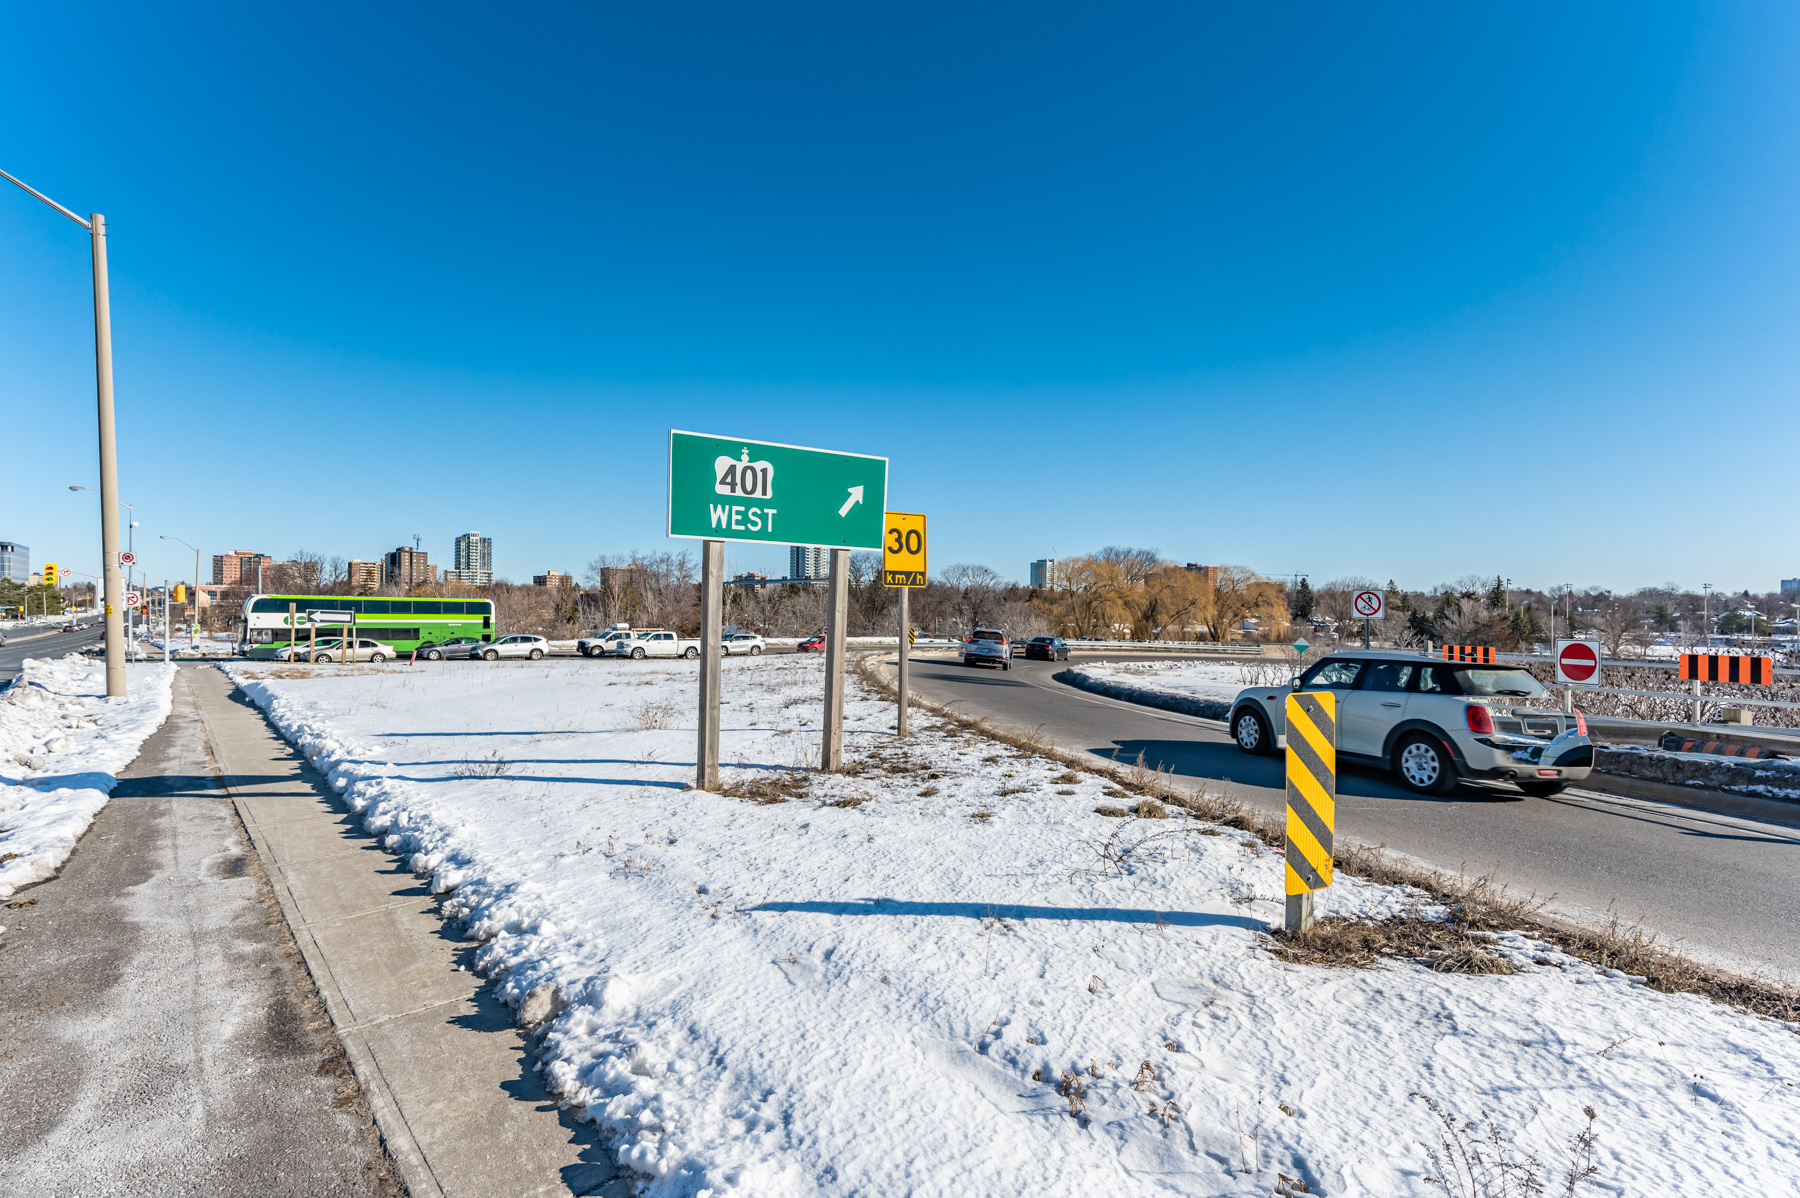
[599,564,649,591]
[212,550,273,587]
[347,560,382,593]
[533,571,573,588]
[1783,579,1800,597]
[445,531,493,586]
[0,541,29,584]
[789,545,828,580]
[385,546,435,589]
[1183,563,1220,588]
[1030,559,1059,589]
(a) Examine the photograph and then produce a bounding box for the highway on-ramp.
[898,653,1800,986]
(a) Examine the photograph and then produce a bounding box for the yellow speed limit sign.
[883,511,926,587]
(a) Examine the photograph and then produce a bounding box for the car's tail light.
[1465,704,1495,735]
[1572,710,1587,736]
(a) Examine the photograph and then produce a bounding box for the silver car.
[307,638,395,664]
[1228,651,1593,798]
[472,634,548,661]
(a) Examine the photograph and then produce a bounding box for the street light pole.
[161,535,201,645]
[5,168,126,697]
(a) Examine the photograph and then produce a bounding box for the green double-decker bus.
[238,593,495,659]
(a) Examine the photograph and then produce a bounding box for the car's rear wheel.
[1517,780,1567,798]
[371,653,386,663]
[1231,708,1272,756]
[529,648,544,660]
[632,647,646,660]
[683,646,699,659]
[1394,735,1457,795]
[484,649,499,661]
[749,644,761,655]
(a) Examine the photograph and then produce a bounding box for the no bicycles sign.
[1352,589,1385,620]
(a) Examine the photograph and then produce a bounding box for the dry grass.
[719,771,810,804]
[452,750,513,780]
[854,652,1800,1020]
[629,698,680,731]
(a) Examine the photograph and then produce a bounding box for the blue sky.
[5,3,1797,593]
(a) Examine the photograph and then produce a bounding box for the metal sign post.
[882,511,927,739]
[822,549,851,770]
[697,540,724,789]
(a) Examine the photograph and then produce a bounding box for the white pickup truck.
[615,629,702,659]
[579,623,636,657]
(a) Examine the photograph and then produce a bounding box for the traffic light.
[42,563,58,586]
[173,583,186,603]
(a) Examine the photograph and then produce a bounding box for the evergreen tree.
[1290,578,1314,620]
[1486,575,1508,610]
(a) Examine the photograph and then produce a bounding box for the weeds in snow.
[629,698,680,731]
[453,750,514,779]
[1413,1092,1601,1198]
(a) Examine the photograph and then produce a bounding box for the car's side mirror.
[1291,676,1303,690]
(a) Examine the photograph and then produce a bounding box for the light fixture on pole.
[161,534,203,642]
[6,164,127,696]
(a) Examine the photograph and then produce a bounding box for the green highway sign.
[667,430,888,549]
[1292,639,1310,655]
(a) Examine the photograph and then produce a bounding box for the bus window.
[364,600,391,614]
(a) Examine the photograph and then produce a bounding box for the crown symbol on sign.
[715,448,774,499]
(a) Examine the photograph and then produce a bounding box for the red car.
[797,634,827,652]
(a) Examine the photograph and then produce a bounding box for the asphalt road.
[0,624,105,677]
[902,652,1800,985]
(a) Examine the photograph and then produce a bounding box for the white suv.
[963,628,1010,670]
[1227,651,1593,798]
[723,632,765,656]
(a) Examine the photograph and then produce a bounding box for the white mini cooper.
[1228,651,1594,798]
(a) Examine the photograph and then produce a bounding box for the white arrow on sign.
[838,485,864,518]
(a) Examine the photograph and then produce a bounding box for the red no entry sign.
[1352,589,1384,619]
[1555,639,1600,684]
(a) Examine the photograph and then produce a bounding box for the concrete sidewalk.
[187,666,622,1198]
[0,667,402,1196]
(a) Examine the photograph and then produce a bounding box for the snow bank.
[1058,659,1272,719]
[226,656,1800,1197]
[0,656,177,897]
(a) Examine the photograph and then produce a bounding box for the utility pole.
[6,169,126,696]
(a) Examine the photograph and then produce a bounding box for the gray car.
[1228,651,1593,798]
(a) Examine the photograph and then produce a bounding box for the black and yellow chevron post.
[1284,691,1336,933]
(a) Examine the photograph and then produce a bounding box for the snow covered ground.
[1069,658,1278,706]
[0,656,177,898]
[225,655,1800,1197]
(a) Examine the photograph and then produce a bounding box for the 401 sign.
[667,430,887,550]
